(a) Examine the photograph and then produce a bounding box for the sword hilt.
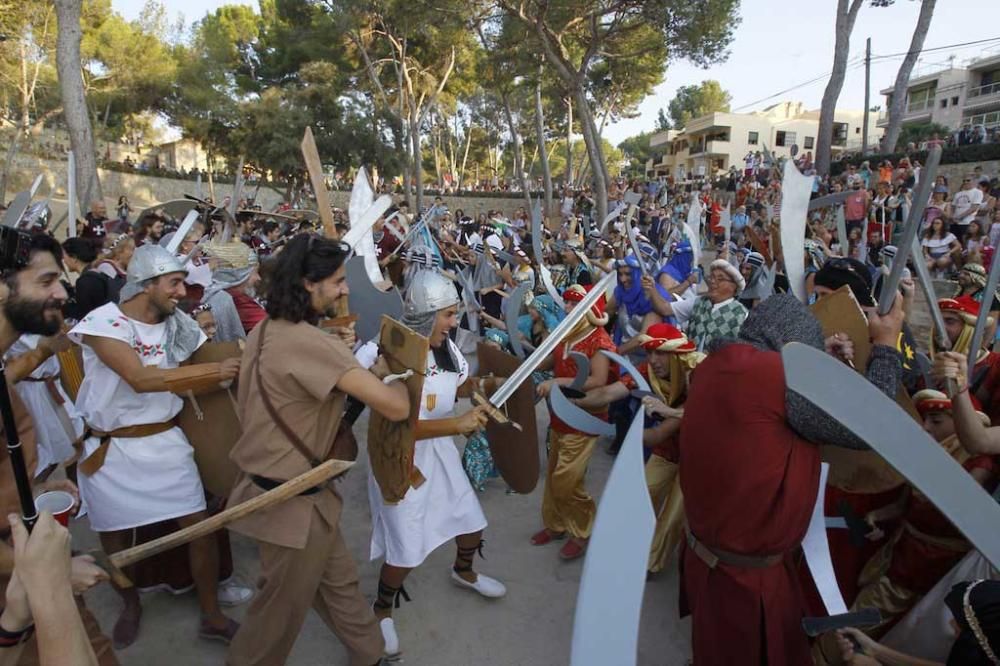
[471,392,522,432]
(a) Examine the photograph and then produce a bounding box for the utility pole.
[862,37,872,155]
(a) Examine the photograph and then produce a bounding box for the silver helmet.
[127,244,188,284]
[404,269,458,317]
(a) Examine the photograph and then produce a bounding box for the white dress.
[6,335,85,474]
[368,339,488,568]
[69,303,208,532]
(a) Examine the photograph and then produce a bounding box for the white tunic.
[69,303,208,531]
[368,339,488,568]
[6,335,84,474]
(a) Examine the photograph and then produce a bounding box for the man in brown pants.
[226,235,410,665]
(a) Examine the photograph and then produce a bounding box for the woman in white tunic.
[6,334,84,475]
[368,269,506,660]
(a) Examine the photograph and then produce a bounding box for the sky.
[114,0,1000,145]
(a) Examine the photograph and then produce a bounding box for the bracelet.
[0,620,34,647]
[383,369,413,385]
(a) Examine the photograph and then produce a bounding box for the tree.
[618,131,653,178]
[667,80,730,129]
[54,0,102,210]
[496,0,739,225]
[815,0,865,176]
[656,107,671,131]
[879,0,937,153]
[895,120,949,148]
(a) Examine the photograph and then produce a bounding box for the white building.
[877,48,1000,134]
[646,101,881,180]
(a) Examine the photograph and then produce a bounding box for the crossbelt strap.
[79,419,178,476]
[253,319,322,468]
[21,376,65,405]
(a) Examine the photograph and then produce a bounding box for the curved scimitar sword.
[504,283,530,359]
[571,410,654,666]
[568,352,590,392]
[345,256,403,344]
[549,385,615,437]
[780,159,814,303]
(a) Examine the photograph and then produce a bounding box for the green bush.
[830,143,1000,176]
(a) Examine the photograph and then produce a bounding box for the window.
[804,136,815,149]
[775,131,796,147]
[941,99,949,108]
[832,122,849,146]
[856,127,861,134]
[748,131,759,145]
[952,96,960,106]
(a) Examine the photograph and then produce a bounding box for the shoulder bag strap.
[253,319,322,468]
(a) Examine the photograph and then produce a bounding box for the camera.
[0,226,32,273]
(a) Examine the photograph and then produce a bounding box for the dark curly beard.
[4,296,62,336]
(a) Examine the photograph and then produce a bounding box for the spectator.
[62,237,122,321]
[922,217,962,278]
[948,175,984,243]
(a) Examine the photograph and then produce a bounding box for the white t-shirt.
[952,187,984,226]
[561,196,575,217]
[922,233,957,258]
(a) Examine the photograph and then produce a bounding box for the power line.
[870,36,1000,62]
[731,57,866,112]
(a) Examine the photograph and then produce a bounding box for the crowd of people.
[0,143,998,666]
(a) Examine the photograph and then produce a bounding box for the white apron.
[368,339,488,568]
[69,303,207,532]
[7,335,85,474]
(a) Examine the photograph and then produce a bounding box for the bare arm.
[573,381,629,410]
[413,405,489,440]
[643,417,679,449]
[83,335,236,394]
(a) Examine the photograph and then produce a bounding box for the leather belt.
[250,474,323,496]
[79,419,178,476]
[22,375,65,406]
[685,528,784,570]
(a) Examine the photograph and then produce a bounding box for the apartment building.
[876,48,1000,135]
[645,101,881,180]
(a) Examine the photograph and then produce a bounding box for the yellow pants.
[645,454,685,573]
[542,430,598,538]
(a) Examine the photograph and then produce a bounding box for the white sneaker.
[218,581,254,607]
[450,570,507,598]
[380,617,400,658]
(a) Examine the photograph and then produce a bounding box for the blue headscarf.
[660,239,694,284]
[529,294,564,333]
[613,255,672,319]
[484,327,510,348]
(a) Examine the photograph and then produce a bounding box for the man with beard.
[679,294,904,664]
[69,244,240,648]
[227,234,410,665]
[82,200,109,248]
[0,232,116,665]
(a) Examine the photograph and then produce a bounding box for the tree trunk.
[501,92,533,209]
[0,118,26,205]
[881,0,937,153]
[573,85,608,225]
[409,114,423,214]
[459,122,473,191]
[815,0,864,176]
[565,96,573,188]
[535,81,553,214]
[54,0,102,209]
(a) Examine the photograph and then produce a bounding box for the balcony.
[875,99,933,128]
[703,140,730,155]
[966,82,1000,110]
[965,110,1000,129]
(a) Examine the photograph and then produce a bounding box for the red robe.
[679,344,819,665]
[548,327,616,435]
[228,289,267,334]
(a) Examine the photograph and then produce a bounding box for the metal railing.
[965,111,1000,128]
[968,82,1000,100]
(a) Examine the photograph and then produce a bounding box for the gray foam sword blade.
[505,283,530,359]
[601,350,651,393]
[781,341,1000,570]
[568,352,590,392]
[345,255,403,343]
[571,410,654,666]
[549,385,615,437]
[165,210,201,256]
[877,145,942,313]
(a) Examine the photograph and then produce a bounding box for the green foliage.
[656,108,671,131]
[830,142,1000,176]
[667,79,731,129]
[617,131,654,177]
[895,121,951,148]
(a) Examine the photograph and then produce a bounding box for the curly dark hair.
[260,233,349,323]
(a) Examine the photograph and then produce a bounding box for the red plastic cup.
[35,491,75,527]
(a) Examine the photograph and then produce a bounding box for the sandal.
[530,528,566,546]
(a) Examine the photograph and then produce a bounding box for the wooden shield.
[810,286,905,493]
[477,343,540,494]
[367,316,428,504]
[177,341,243,497]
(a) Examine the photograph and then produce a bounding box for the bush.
[830,142,1000,176]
